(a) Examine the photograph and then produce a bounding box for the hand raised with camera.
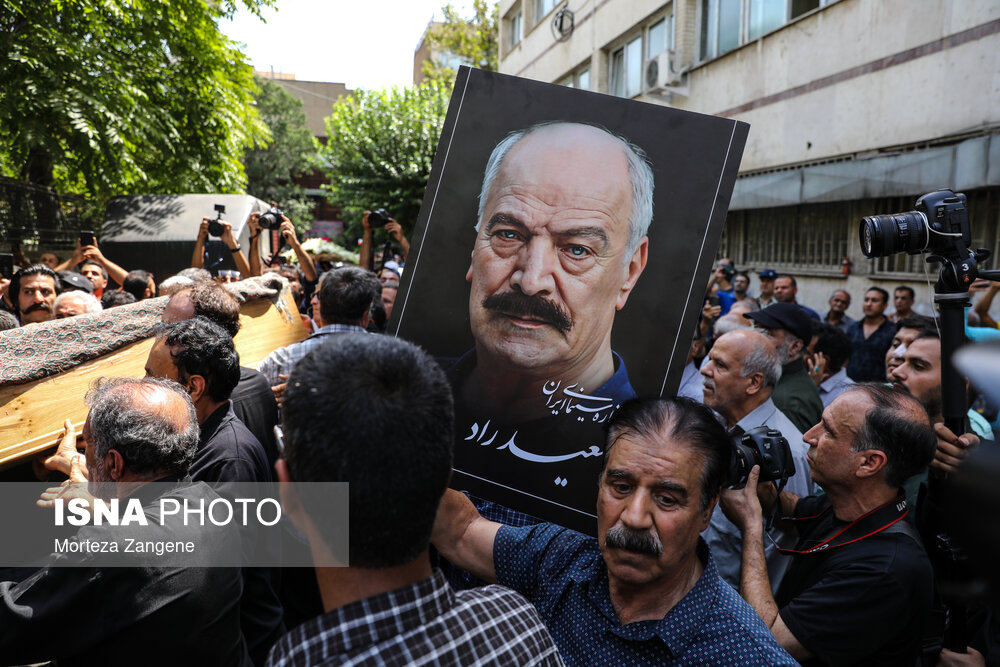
[218,220,239,249]
[198,218,211,242]
[361,210,372,232]
[720,465,764,533]
[248,212,262,239]
[384,219,405,242]
[279,218,299,247]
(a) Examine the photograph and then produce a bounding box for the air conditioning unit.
[643,50,683,93]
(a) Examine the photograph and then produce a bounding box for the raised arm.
[281,217,317,282]
[431,489,502,584]
[82,240,127,286]
[721,466,811,660]
[384,219,410,262]
[220,221,251,278]
[358,211,374,271]
[973,283,999,329]
[191,219,210,269]
[247,213,263,276]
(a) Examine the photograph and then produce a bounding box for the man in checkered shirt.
[257,265,379,399]
[267,333,564,666]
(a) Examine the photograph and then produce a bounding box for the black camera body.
[259,207,284,230]
[368,208,391,229]
[208,204,226,237]
[728,426,796,489]
[860,189,970,259]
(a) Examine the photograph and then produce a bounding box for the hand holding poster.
[394,68,748,534]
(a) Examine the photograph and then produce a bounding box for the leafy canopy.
[244,76,319,232]
[421,0,499,84]
[0,0,272,207]
[320,82,451,242]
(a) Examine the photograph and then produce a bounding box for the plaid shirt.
[266,569,564,666]
[257,323,367,385]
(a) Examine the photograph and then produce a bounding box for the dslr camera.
[368,208,391,229]
[859,189,970,259]
[208,204,226,237]
[258,207,285,230]
[728,426,796,489]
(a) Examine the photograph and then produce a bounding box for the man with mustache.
[432,397,794,664]
[10,263,58,325]
[439,122,652,530]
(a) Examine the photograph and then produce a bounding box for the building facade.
[497,0,1000,319]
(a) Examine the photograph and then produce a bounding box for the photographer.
[56,235,128,290]
[699,329,811,588]
[190,213,251,279]
[721,385,937,665]
[359,209,410,272]
[247,211,317,285]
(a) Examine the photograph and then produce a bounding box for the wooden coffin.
[0,288,306,469]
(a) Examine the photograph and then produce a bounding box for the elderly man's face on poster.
[466,124,648,395]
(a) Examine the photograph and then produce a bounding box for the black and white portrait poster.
[393,67,748,534]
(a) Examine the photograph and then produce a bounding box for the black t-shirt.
[776,495,934,666]
[230,367,280,468]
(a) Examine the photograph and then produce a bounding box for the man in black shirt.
[722,384,937,665]
[145,317,282,665]
[0,377,249,666]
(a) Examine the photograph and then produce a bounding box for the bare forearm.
[249,238,262,276]
[191,240,205,269]
[431,489,499,583]
[739,525,780,627]
[231,249,251,278]
[99,257,127,286]
[397,235,410,260]
[293,243,317,281]
[359,229,373,271]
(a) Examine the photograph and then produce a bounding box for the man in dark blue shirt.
[846,287,896,382]
[432,397,795,665]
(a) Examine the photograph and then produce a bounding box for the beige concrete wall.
[267,79,352,139]
[499,0,1000,171]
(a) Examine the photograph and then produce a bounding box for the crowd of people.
[1,189,999,663]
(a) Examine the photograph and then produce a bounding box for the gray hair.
[714,313,751,337]
[476,121,655,256]
[84,377,199,477]
[53,290,103,314]
[740,333,782,388]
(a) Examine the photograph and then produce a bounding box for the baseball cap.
[743,302,813,344]
[759,269,777,279]
[56,270,95,294]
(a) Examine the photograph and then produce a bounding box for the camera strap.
[777,495,909,555]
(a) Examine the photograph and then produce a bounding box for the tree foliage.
[320,82,451,242]
[243,76,318,232]
[421,0,499,85]
[0,0,272,210]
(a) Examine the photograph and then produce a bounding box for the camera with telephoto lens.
[208,204,226,237]
[368,208,391,229]
[727,426,796,489]
[258,207,285,230]
[859,189,970,259]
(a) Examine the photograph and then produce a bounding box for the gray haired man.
[699,330,811,588]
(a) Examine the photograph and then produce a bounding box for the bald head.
[701,330,781,427]
[84,377,199,480]
[477,122,654,256]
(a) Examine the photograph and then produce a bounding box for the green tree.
[421,0,499,85]
[243,76,319,232]
[320,82,451,243]
[0,0,271,213]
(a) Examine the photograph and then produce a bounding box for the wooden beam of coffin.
[0,289,306,470]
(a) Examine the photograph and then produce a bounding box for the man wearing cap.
[56,270,96,295]
[745,303,824,434]
[756,269,778,309]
